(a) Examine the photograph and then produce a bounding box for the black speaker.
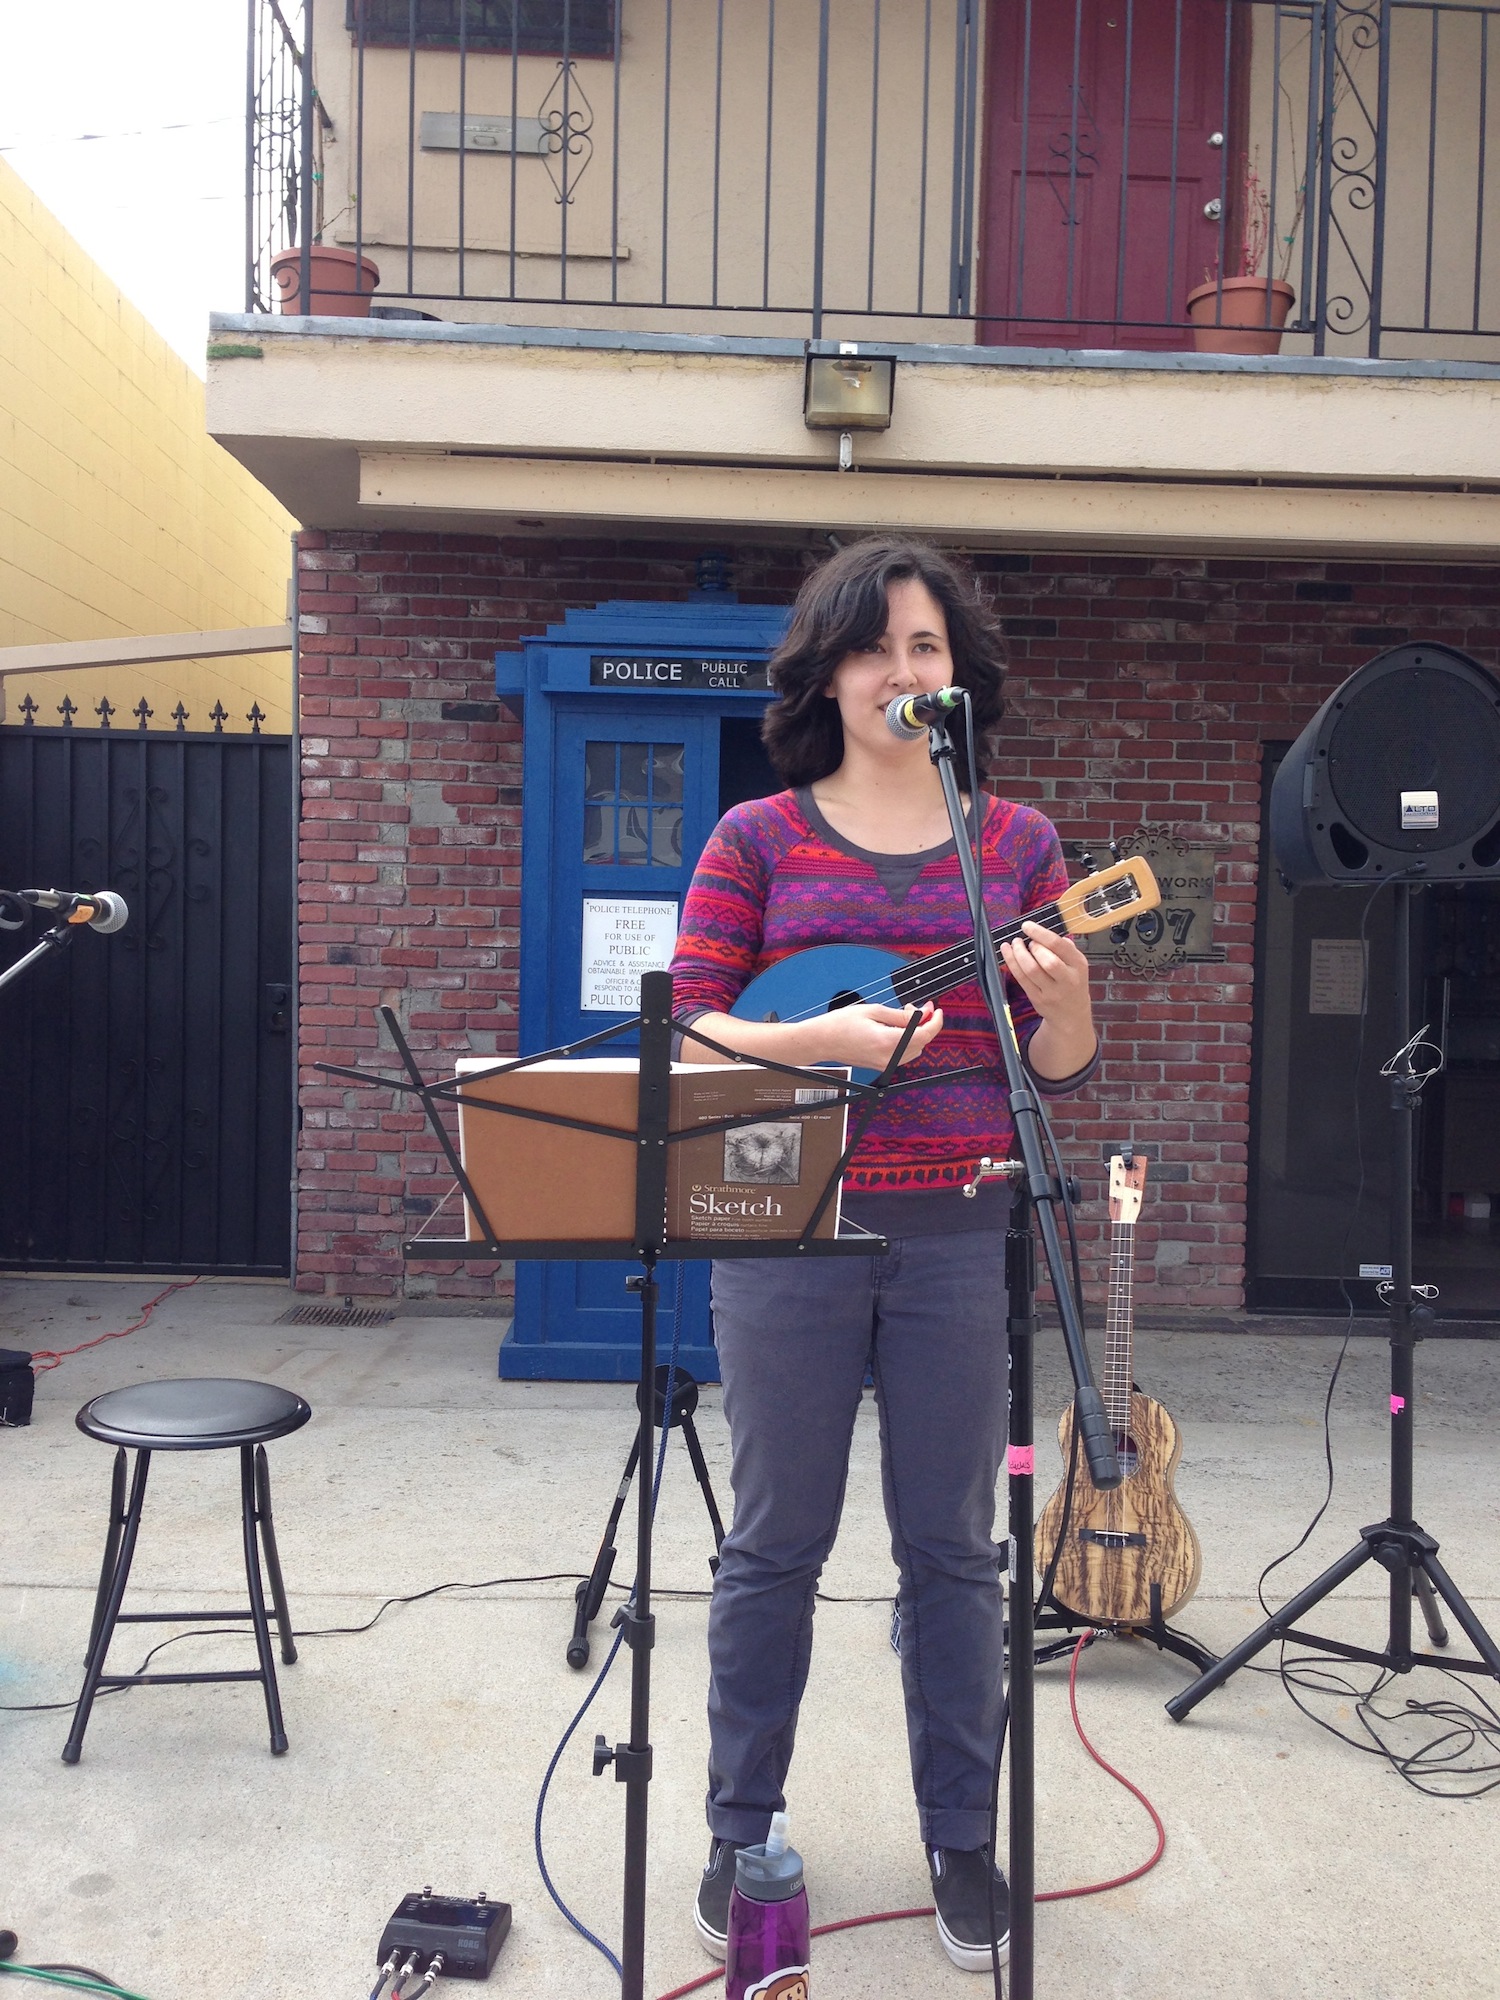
[1270,642,1500,886]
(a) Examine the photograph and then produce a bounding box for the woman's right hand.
[815,1001,944,1071]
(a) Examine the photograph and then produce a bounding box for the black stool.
[64,1377,311,1765]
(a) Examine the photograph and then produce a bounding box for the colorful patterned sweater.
[670,788,1092,1193]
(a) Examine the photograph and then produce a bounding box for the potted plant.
[1185,159,1295,355]
[269,243,380,317]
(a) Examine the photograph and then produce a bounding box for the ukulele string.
[755,902,1075,1030]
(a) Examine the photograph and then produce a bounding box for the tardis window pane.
[583,804,613,863]
[584,741,616,801]
[618,743,651,802]
[651,807,683,864]
[652,743,685,803]
[617,805,649,864]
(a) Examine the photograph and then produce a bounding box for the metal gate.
[0,725,294,1275]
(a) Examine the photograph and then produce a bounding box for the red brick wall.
[294,531,1500,1307]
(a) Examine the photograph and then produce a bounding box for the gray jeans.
[705,1230,1009,1850]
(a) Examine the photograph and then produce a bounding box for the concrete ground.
[2,1277,1499,2000]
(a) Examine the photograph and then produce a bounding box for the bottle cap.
[734,1814,804,1904]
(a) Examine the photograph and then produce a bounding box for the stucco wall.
[0,160,296,730]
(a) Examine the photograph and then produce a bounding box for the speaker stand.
[1168,883,1500,1721]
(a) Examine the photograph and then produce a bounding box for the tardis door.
[509,701,724,1381]
[496,597,787,1380]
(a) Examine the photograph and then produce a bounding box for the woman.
[670,536,1098,1973]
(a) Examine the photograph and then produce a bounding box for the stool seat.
[76,1377,311,1451]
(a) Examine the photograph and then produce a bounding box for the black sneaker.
[927,1845,1011,1972]
[694,1837,745,1960]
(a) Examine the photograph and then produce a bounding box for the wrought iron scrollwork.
[1044,89,1101,226]
[537,60,594,205]
[1313,0,1383,345]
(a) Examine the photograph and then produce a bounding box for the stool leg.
[253,1445,298,1666]
[241,1445,288,1755]
[84,1448,128,1664]
[64,1448,151,1765]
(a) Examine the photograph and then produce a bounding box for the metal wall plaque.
[1078,825,1223,974]
[589,654,770,692]
[420,112,547,155]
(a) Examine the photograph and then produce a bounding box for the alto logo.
[1400,790,1440,829]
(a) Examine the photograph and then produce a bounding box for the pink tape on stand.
[1008,1445,1035,1476]
[1391,1395,1406,1415]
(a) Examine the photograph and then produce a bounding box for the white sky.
[2,0,250,376]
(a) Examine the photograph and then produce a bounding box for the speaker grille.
[1326,667,1500,850]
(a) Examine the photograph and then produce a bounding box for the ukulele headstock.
[1108,1148,1148,1224]
[1054,856,1161,939]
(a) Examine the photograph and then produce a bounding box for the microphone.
[20,888,130,934]
[884,686,967,740]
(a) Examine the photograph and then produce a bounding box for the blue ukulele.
[729,855,1158,1078]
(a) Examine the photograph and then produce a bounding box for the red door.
[979,0,1245,349]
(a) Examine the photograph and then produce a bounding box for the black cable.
[0,1558,910,1720]
[292,1572,595,1639]
[0,1576,605,1711]
[1275,1654,1500,1797]
[1253,873,1393,1624]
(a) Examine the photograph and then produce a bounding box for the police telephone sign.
[580,897,679,1012]
[590,654,771,692]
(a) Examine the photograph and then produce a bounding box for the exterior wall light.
[804,344,895,471]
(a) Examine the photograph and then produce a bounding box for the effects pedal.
[376,1889,511,1981]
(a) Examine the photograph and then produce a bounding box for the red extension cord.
[655,1632,1167,2000]
[27,1277,200,1375]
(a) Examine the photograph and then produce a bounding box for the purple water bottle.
[724,1811,811,2000]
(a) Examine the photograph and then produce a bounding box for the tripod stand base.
[567,1366,726,1670]
[1167,1518,1500,1722]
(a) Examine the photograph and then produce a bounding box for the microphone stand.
[0,917,81,993]
[926,712,1120,2000]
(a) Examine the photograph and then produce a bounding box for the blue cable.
[533,1308,686,1978]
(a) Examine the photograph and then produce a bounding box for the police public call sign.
[590,654,772,692]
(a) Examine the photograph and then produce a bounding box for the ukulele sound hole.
[1112,1432,1140,1480]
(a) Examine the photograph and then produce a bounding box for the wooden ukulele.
[1034,1151,1201,1628]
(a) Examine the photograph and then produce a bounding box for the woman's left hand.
[999,921,1097,1077]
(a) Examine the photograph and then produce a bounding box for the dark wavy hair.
[761,537,1007,790]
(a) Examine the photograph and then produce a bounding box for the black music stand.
[318,971,967,2000]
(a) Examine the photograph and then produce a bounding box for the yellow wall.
[0,158,296,731]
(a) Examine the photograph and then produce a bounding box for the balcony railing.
[247,0,1500,360]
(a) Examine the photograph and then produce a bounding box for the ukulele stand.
[567,1363,726,1671]
[1034,1590,1217,1675]
[1167,883,1500,1723]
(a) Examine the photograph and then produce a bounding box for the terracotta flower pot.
[1184,276,1295,355]
[269,244,380,317]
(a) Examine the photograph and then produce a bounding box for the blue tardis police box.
[492,596,789,1381]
